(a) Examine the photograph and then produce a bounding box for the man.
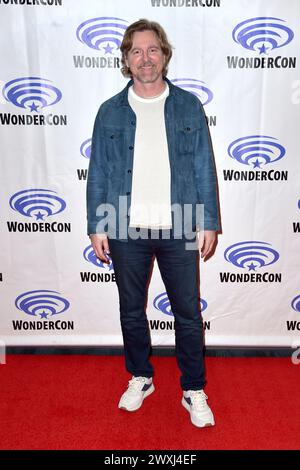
[87,19,220,428]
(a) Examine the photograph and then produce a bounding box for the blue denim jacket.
[87,77,220,238]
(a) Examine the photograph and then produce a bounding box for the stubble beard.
[136,67,161,84]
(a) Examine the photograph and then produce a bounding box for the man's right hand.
[89,234,110,263]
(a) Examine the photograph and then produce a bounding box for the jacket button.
[131,121,135,126]
[127,170,132,174]
[186,127,191,131]
[110,135,114,139]
[126,192,131,195]
[129,145,134,150]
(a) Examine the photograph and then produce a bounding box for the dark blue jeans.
[109,232,206,391]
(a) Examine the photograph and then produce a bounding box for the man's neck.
[132,78,166,99]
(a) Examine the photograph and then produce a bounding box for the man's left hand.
[198,230,217,260]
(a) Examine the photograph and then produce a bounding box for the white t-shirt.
[128,84,172,229]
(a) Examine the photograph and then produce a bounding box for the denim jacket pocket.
[104,128,127,171]
[176,124,201,156]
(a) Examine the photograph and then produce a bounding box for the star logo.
[247,262,257,271]
[35,211,45,221]
[253,159,262,169]
[258,43,268,55]
[40,311,48,319]
[103,42,114,54]
[29,102,39,112]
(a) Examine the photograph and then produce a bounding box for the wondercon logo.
[291,295,300,313]
[83,244,114,271]
[2,77,62,112]
[232,17,294,54]
[80,138,92,159]
[76,17,128,54]
[228,135,286,169]
[171,78,213,105]
[9,189,66,221]
[153,292,207,316]
[15,290,70,319]
[224,241,279,271]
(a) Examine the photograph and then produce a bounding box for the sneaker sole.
[119,384,155,412]
[181,397,215,428]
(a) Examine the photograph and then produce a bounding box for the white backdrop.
[0,0,299,348]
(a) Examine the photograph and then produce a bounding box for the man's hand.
[89,234,110,263]
[198,230,217,260]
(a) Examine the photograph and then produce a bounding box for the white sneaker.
[182,390,215,427]
[118,376,155,412]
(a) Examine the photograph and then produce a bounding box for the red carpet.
[0,355,299,450]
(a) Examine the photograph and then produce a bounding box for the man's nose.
[141,50,150,60]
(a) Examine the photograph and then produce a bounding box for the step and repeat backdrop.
[0,0,299,348]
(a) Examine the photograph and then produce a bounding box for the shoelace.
[189,390,208,409]
[126,377,148,395]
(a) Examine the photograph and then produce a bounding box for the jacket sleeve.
[194,98,220,231]
[86,105,108,235]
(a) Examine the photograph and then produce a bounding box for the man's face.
[125,30,166,84]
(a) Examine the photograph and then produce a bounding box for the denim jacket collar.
[116,77,185,107]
